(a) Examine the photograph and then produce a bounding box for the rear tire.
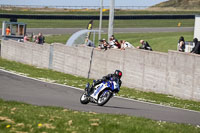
[80,93,89,104]
[97,90,112,106]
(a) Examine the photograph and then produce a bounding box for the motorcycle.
[80,79,120,106]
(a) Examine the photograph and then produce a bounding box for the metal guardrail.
[0,14,195,20]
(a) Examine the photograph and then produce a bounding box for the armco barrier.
[1,40,200,101]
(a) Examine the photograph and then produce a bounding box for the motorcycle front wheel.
[97,90,112,106]
[80,93,89,104]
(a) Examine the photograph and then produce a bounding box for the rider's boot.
[86,86,94,96]
[85,80,100,96]
[85,83,90,96]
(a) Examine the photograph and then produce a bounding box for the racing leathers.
[86,74,122,96]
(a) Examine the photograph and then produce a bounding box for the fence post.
[48,44,54,69]
[87,48,94,79]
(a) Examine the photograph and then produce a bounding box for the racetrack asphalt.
[0,69,200,126]
[0,27,193,38]
[0,27,193,36]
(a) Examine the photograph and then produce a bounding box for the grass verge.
[0,18,194,28]
[0,99,200,133]
[0,57,200,112]
[45,32,194,53]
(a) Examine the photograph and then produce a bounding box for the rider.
[86,70,122,95]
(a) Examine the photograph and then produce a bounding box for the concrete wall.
[89,48,168,94]
[90,48,125,79]
[52,43,93,78]
[167,51,200,101]
[1,40,200,101]
[1,40,50,68]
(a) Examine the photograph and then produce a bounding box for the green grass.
[45,34,72,44]
[0,99,199,133]
[0,57,200,112]
[45,32,194,52]
[0,18,194,28]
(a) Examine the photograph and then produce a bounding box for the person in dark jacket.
[191,38,200,54]
[36,33,45,44]
[137,40,152,51]
[178,36,185,52]
[86,70,122,96]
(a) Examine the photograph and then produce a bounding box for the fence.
[1,5,200,10]
[0,5,151,10]
[1,39,200,101]
[0,14,195,20]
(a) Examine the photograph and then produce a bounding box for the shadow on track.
[88,104,140,111]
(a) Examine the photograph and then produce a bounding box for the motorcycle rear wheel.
[80,93,89,104]
[97,90,112,106]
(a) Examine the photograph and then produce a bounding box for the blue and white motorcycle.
[80,79,120,106]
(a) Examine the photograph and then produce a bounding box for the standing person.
[23,34,29,42]
[137,40,152,51]
[178,36,185,52]
[6,26,11,35]
[191,38,200,54]
[36,33,45,44]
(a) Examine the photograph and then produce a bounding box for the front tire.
[80,93,89,104]
[97,90,112,106]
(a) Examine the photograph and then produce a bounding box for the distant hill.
[151,0,200,10]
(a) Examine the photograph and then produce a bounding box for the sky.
[0,0,168,7]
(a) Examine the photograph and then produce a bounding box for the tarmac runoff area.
[0,69,200,126]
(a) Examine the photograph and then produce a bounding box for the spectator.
[137,40,152,51]
[23,34,29,42]
[36,33,45,44]
[98,38,109,50]
[109,35,120,49]
[32,34,37,42]
[109,37,115,48]
[6,26,10,35]
[191,38,200,54]
[110,35,116,41]
[120,40,134,50]
[178,36,185,52]
[85,37,95,47]
[114,40,121,49]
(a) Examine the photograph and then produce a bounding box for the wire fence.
[1,4,200,11]
[0,4,150,9]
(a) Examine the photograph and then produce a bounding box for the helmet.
[114,70,122,79]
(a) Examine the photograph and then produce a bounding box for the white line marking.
[0,68,200,114]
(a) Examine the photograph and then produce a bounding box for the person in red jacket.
[6,26,11,35]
